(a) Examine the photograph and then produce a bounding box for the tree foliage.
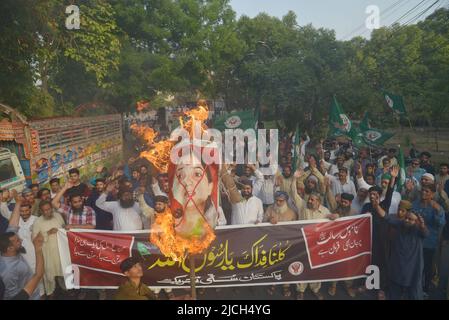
[0,1,447,128]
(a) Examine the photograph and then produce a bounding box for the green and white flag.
[213,110,257,131]
[329,96,354,137]
[383,91,407,115]
[360,112,370,131]
[361,128,395,146]
[348,127,366,148]
[358,112,394,146]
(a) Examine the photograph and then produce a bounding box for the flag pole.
[189,254,197,300]
[407,117,413,130]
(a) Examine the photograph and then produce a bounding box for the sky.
[229,0,448,40]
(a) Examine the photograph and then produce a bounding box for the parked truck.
[0,103,123,192]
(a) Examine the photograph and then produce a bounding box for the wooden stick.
[189,255,197,300]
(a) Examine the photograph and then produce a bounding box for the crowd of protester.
[1,129,449,300]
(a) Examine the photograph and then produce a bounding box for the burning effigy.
[131,101,219,261]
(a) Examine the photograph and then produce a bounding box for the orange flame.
[150,208,216,260]
[136,100,150,112]
[131,101,215,260]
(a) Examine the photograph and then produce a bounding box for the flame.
[150,208,216,260]
[131,101,215,260]
[180,105,209,138]
[136,100,150,112]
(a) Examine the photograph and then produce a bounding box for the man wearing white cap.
[403,173,449,211]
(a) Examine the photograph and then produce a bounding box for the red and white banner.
[57,214,372,289]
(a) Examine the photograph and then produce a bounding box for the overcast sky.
[229,0,447,40]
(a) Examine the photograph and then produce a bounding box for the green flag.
[213,110,257,131]
[360,112,370,131]
[397,146,406,192]
[361,128,395,146]
[348,127,366,148]
[329,96,354,137]
[383,91,407,115]
[358,112,395,146]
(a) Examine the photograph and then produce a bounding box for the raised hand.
[356,161,363,177]
[405,179,414,192]
[106,183,115,193]
[64,180,74,190]
[390,166,399,178]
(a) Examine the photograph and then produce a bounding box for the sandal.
[283,286,292,298]
[198,288,206,295]
[345,287,356,298]
[328,285,337,297]
[167,292,175,300]
[313,291,324,300]
[266,286,276,296]
[377,290,386,300]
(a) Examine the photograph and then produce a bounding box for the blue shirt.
[0,254,40,300]
[412,200,446,249]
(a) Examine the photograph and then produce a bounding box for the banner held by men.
[58,215,372,289]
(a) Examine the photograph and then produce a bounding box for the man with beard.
[293,193,338,300]
[420,151,435,176]
[86,178,114,230]
[328,193,357,298]
[335,193,355,217]
[297,170,337,213]
[22,188,40,217]
[0,197,42,300]
[52,182,96,231]
[361,166,399,300]
[356,164,401,215]
[412,185,446,296]
[96,184,143,231]
[152,173,169,197]
[264,191,297,224]
[32,201,65,299]
[17,203,38,279]
[136,186,156,230]
[351,188,369,215]
[221,165,264,226]
[403,173,449,212]
[326,167,357,199]
[264,191,297,297]
[37,188,51,202]
[385,211,428,300]
[436,163,449,186]
[149,195,175,300]
[276,166,297,205]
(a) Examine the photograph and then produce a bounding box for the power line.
[347,0,432,40]
[402,0,441,26]
[387,0,430,27]
[342,0,406,40]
